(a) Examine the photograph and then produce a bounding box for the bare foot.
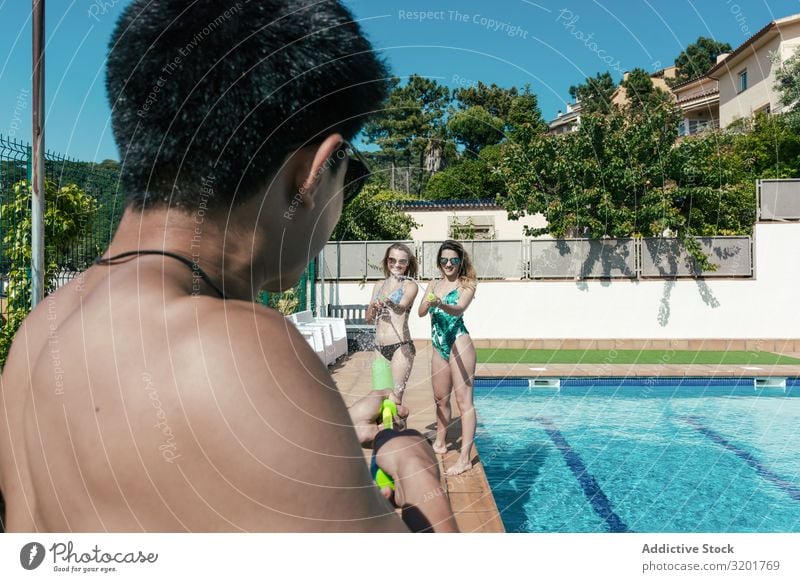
[445,458,472,476]
[432,441,447,454]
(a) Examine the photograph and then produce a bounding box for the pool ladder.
[754,377,787,393]
[528,378,561,392]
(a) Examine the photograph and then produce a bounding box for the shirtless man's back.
[0,0,456,533]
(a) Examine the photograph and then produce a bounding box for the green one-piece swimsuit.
[430,288,469,361]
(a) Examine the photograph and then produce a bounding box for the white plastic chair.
[313,316,347,360]
[295,325,327,364]
[288,311,336,365]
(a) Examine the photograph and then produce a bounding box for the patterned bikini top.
[388,285,405,304]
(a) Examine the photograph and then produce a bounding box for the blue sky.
[1,0,799,162]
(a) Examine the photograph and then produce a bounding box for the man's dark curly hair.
[106,0,389,209]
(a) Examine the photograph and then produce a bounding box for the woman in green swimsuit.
[418,240,477,476]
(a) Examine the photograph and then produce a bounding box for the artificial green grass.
[476,349,800,365]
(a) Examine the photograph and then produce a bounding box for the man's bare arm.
[348,390,458,532]
[136,303,406,532]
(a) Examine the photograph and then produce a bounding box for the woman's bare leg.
[390,343,415,405]
[431,350,452,454]
[389,344,415,430]
[446,335,477,475]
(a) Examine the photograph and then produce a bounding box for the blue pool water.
[474,377,800,533]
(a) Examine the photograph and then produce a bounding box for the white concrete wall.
[405,208,547,241]
[317,223,800,340]
[718,21,800,127]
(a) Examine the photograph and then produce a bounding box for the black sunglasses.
[338,142,370,205]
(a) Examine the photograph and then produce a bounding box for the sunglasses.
[439,257,462,266]
[339,142,370,206]
[387,257,409,265]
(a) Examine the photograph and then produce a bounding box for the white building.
[396,199,547,241]
[548,101,582,135]
[708,13,800,128]
[547,13,800,134]
[671,75,720,136]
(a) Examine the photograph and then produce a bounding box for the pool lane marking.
[534,416,631,533]
[680,415,800,502]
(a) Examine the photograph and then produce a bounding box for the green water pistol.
[370,358,396,490]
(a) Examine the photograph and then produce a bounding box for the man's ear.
[296,133,344,210]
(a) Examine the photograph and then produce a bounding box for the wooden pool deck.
[332,347,800,533]
[333,347,505,533]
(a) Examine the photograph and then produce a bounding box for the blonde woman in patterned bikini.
[366,243,419,406]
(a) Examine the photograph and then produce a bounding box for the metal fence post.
[635,237,641,279]
[31,0,45,307]
[309,258,316,314]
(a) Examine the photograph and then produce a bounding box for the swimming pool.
[474,377,800,533]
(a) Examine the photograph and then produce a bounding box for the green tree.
[430,83,545,200]
[496,104,728,267]
[670,37,732,86]
[667,131,756,235]
[774,45,800,131]
[621,68,671,113]
[425,144,507,200]
[569,72,617,114]
[451,82,546,148]
[97,159,120,171]
[731,112,800,178]
[1,180,98,368]
[453,81,520,117]
[506,89,547,135]
[447,106,505,155]
[332,185,418,241]
[364,75,450,195]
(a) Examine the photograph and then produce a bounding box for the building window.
[449,216,495,240]
[738,69,748,93]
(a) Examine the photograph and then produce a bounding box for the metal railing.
[758,179,800,221]
[321,240,414,280]
[1,134,123,271]
[640,237,752,278]
[319,236,753,281]
[1,133,124,317]
[419,240,524,279]
[529,237,752,279]
[678,118,720,136]
[529,238,637,279]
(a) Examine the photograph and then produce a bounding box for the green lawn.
[476,349,800,365]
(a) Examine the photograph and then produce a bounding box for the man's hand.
[348,391,458,532]
[372,429,459,532]
[348,390,408,447]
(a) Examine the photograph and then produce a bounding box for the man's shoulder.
[161,298,336,446]
[177,298,325,384]
[192,298,298,343]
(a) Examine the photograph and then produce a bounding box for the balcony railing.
[678,118,720,136]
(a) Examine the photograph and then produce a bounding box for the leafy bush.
[332,185,418,241]
[0,180,97,368]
